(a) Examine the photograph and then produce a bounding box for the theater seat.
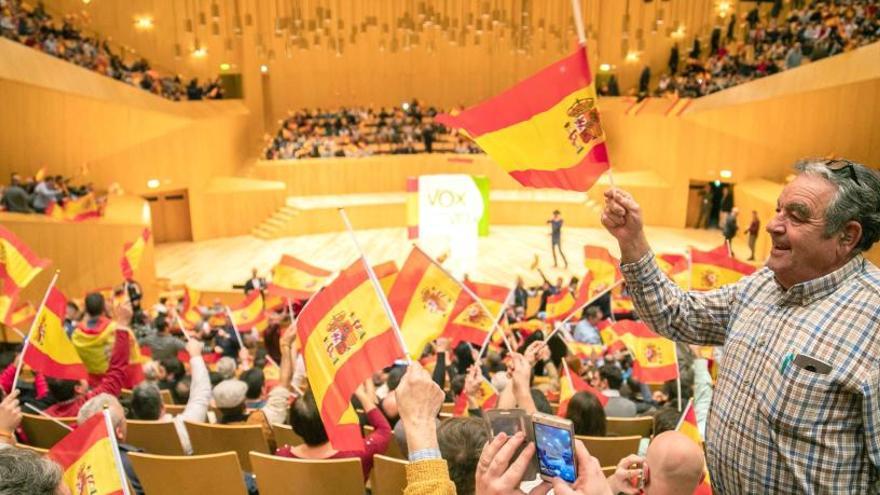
[249,451,365,495]
[126,419,185,455]
[575,435,642,468]
[128,451,248,495]
[19,413,77,449]
[362,424,406,459]
[160,389,175,405]
[371,454,408,495]
[606,416,655,438]
[184,421,269,472]
[270,423,305,449]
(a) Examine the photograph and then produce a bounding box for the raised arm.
[179,338,210,423]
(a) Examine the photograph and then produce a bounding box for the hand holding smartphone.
[531,413,578,484]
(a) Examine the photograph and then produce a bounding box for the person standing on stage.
[744,210,761,261]
[547,210,568,268]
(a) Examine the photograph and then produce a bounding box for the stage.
[155,225,757,293]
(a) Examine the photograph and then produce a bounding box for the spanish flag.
[599,320,627,353]
[297,268,405,451]
[0,225,50,293]
[267,255,332,301]
[566,341,605,361]
[444,281,509,346]
[5,298,35,328]
[263,293,288,312]
[452,377,499,416]
[657,253,691,289]
[583,245,621,298]
[676,399,713,494]
[690,247,756,291]
[387,247,464,360]
[120,228,150,280]
[227,291,265,331]
[436,46,609,191]
[180,285,203,326]
[48,411,127,495]
[23,287,87,380]
[558,361,607,417]
[71,318,143,380]
[45,193,104,222]
[615,320,679,384]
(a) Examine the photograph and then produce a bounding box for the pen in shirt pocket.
[780,352,794,374]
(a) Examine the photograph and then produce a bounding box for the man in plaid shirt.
[601,159,880,493]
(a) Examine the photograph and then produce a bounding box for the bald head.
[645,431,705,495]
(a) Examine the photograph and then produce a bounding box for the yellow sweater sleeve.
[404,459,458,495]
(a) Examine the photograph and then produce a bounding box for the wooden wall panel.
[1,196,156,308]
[188,177,288,241]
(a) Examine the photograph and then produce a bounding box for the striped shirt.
[621,253,880,494]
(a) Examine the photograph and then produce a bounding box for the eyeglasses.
[825,159,861,185]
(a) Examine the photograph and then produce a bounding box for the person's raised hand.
[601,189,650,263]
[550,441,613,495]
[524,341,547,366]
[395,362,445,452]
[0,389,22,435]
[605,454,644,495]
[507,352,532,394]
[354,378,378,410]
[434,337,450,355]
[280,324,297,350]
[475,432,551,495]
[185,337,204,358]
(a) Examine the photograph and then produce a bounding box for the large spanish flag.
[297,268,405,451]
[583,245,621,298]
[558,361,607,417]
[600,320,627,353]
[227,291,265,331]
[444,281,509,346]
[120,228,150,280]
[48,412,127,495]
[23,287,87,380]
[71,318,143,379]
[690,247,756,291]
[0,225,50,293]
[615,320,679,383]
[387,247,464,360]
[267,255,332,301]
[436,46,609,191]
[45,193,104,222]
[340,259,399,296]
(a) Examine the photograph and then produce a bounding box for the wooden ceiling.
[41,1,743,112]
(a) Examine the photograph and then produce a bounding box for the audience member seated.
[437,417,490,495]
[565,391,608,437]
[0,170,99,216]
[645,0,879,98]
[606,431,706,495]
[263,101,483,160]
[0,0,223,101]
[76,393,144,495]
[276,380,389,480]
[129,338,210,455]
[0,448,66,494]
[598,364,637,417]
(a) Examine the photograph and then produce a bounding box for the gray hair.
[77,393,124,432]
[0,448,63,495]
[796,159,880,253]
[216,357,237,380]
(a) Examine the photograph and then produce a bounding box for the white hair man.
[77,394,144,495]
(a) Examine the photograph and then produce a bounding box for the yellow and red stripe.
[267,255,332,301]
[227,291,265,331]
[614,320,679,383]
[690,247,756,291]
[0,226,50,293]
[24,287,87,381]
[444,280,509,346]
[437,46,609,191]
[48,413,125,495]
[120,228,150,280]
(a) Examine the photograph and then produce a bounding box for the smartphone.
[532,413,577,484]
[484,409,538,481]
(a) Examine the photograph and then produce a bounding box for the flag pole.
[223,305,247,351]
[415,245,514,353]
[725,239,733,258]
[103,408,132,495]
[338,208,412,362]
[478,287,515,356]
[174,312,193,340]
[674,398,695,431]
[674,344,682,412]
[24,403,72,431]
[543,279,624,342]
[12,270,60,392]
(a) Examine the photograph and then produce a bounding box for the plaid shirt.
[621,253,880,494]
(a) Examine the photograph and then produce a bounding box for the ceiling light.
[219,63,231,71]
[599,63,612,72]
[625,51,640,63]
[260,64,269,73]
[134,16,154,30]
[146,179,160,189]
[720,170,733,179]
[192,46,208,58]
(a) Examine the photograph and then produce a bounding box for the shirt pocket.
[758,363,858,433]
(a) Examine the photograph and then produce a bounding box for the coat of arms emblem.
[76,463,98,495]
[564,97,603,153]
[421,287,450,314]
[463,303,489,326]
[323,310,366,364]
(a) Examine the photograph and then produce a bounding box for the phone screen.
[534,422,576,483]
[490,415,524,436]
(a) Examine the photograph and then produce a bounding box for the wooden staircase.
[251,202,302,239]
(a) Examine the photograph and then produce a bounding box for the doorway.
[144,190,193,243]
[686,180,732,229]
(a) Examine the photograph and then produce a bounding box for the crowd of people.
[264,100,482,160]
[0,158,878,494]
[0,171,95,214]
[0,0,224,101]
[600,0,880,99]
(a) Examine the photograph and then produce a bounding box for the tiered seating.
[127,452,249,495]
[249,453,366,495]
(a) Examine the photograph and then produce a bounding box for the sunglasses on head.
[824,159,860,186]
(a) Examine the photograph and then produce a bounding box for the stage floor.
[155,225,757,292]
